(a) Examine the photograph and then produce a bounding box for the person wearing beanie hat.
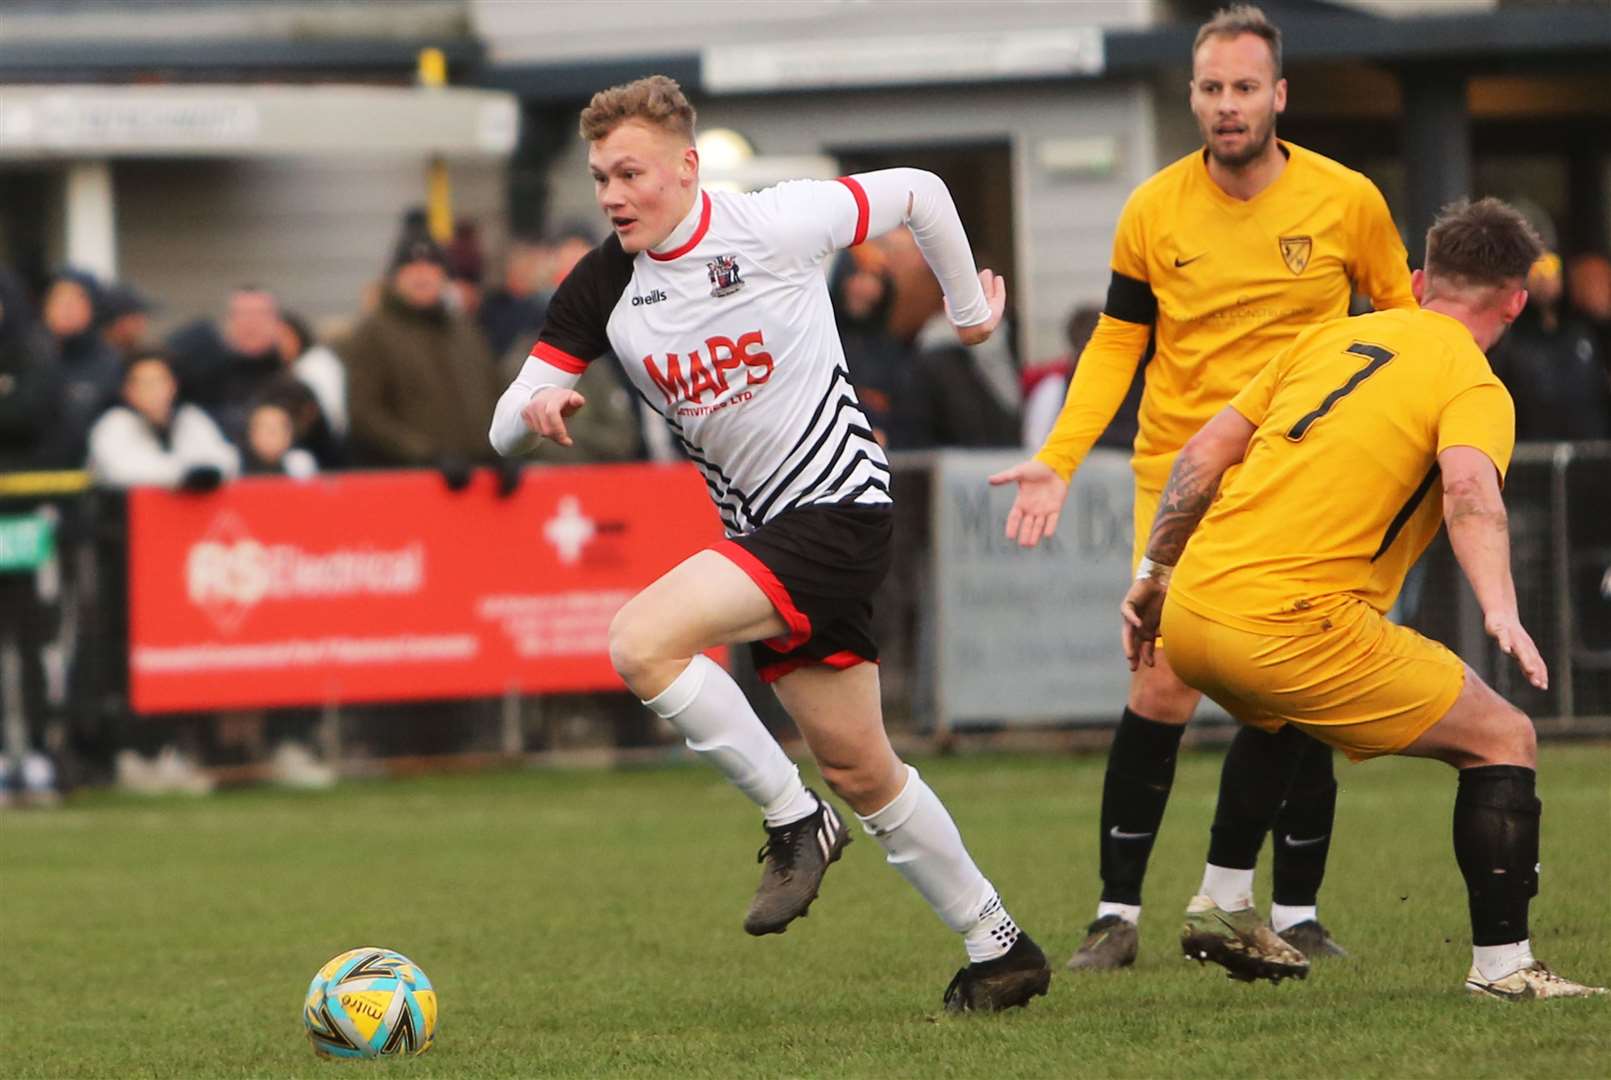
[341,225,510,493]
[41,267,122,466]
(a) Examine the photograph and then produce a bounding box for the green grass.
[2,743,1608,1079]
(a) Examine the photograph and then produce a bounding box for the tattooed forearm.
[1145,449,1224,565]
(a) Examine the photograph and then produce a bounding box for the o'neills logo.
[185,512,424,633]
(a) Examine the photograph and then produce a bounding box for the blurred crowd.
[3,206,1611,804]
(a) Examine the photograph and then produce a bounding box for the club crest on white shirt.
[707,253,744,297]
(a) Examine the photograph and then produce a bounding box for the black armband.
[1104,271,1157,326]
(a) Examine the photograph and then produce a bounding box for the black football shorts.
[712,502,893,683]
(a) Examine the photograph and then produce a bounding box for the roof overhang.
[0,83,519,161]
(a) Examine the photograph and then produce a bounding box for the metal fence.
[2,443,1607,786]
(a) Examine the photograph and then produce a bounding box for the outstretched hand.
[1120,577,1168,671]
[520,387,587,448]
[1485,611,1548,690]
[955,269,1007,347]
[987,459,1068,548]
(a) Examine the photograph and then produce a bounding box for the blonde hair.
[579,75,697,144]
[1194,4,1283,78]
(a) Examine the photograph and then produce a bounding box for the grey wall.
[114,156,506,336]
[541,81,1157,362]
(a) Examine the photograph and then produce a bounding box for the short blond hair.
[1194,4,1283,78]
[579,75,697,144]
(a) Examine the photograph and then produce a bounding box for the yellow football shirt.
[1036,141,1414,489]
[1169,306,1516,634]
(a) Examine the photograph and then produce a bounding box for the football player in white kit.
[490,76,1050,1012]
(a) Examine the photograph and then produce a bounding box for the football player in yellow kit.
[1121,197,1605,999]
[992,3,1412,969]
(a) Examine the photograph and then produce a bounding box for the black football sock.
[1271,734,1338,907]
[1454,765,1540,946]
[1206,724,1305,871]
[1097,708,1186,906]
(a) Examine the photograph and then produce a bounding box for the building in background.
[2,0,1609,359]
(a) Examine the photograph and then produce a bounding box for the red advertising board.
[128,465,724,713]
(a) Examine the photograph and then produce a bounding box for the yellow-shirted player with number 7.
[992,3,1412,970]
[1120,197,1605,998]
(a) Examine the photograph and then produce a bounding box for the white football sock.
[858,765,1020,962]
[642,655,815,826]
[1096,902,1142,926]
[1270,903,1317,934]
[1473,939,1534,981]
[1199,863,1255,911]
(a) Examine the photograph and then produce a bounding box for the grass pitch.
[3,742,1607,1079]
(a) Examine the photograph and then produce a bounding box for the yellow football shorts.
[1159,594,1467,761]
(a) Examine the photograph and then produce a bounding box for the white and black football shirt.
[532,179,889,535]
[492,171,991,537]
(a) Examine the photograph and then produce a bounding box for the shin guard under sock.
[1098,708,1186,905]
[1272,733,1338,907]
[1454,765,1540,947]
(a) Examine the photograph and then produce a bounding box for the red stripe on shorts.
[713,540,812,651]
[755,651,874,685]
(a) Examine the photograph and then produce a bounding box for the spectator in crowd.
[99,283,155,362]
[1019,305,1146,452]
[1567,252,1611,384]
[1,267,66,471]
[894,302,1021,449]
[87,349,239,491]
[242,397,318,479]
[269,312,346,468]
[276,311,347,435]
[446,219,486,320]
[167,285,291,440]
[830,246,906,445]
[0,266,69,805]
[1490,252,1610,441]
[479,235,551,359]
[41,268,122,467]
[343,234,510,491]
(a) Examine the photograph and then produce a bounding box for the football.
[302,947,437,1059]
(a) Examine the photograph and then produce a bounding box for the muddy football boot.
[943,932,1053,1014]
[743,792,850,936]
[1180,895,1309,983]
[1277,918,1349,959]
[1464,961,1608,1001]
[1065,914,1139,971]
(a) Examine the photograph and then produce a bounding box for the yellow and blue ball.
[303,947,437,1059]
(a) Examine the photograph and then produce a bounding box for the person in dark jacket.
[0,267,71,803]
[341,235,509,491]
[893,309,1022,449]
[1490,251,1610,441]
[830,248,907,445]
[40,268,121,467]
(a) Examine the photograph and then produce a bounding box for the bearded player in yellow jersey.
[992,4,1413,970]
[1119,197,1605,999]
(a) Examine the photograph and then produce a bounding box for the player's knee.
[1502,708,1537,768]
[607,605,660,685]
[818,758,895,810]
[1468,704,1537,768]
[1128,674,1195,726]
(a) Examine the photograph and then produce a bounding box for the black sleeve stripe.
[1104,270,1157,326]
[536,235,634,364]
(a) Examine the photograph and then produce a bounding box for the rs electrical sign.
[126,465,721,713]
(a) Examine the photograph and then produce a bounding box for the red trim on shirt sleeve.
[712,539,811,650]
[531,340,588,374]
[836,176,870,247]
